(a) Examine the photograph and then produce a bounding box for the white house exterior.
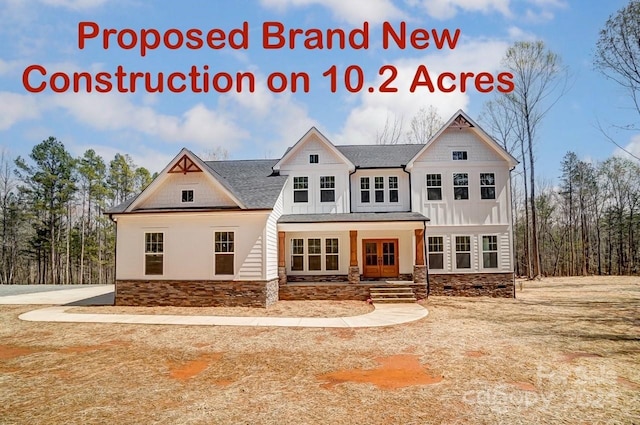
[108,110,517,307]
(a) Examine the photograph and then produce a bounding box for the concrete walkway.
[4,284,429,328]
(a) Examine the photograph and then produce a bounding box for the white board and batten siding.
[350,169,410,213]
[115,211,272,281]
[264,189,284,280]
[136,172,237,210]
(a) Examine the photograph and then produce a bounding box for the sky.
[0,0,638,181]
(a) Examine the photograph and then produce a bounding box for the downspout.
[348,167,358,213]
[424,220,430,297]
[508,166,516,299]
[402,165,412,212]
[110,214,117,306]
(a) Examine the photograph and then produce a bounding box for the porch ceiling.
[277,212,429,231]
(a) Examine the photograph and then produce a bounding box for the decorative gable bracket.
[168,154,203,174]
[451,114,473,129]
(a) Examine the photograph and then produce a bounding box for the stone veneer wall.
[279,283,428,301]
[115,279,279,307]
[428,273,514,298]
[286,273,414,283]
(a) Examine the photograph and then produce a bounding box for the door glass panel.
[365,242,378,266]
[382,242,395,266]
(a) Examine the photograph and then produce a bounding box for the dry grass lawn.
[1,276,639,424]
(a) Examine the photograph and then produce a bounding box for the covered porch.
[276,212,429,300]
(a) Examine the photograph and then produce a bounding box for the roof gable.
[406,110,518,169]
[125,149,245,212]
[273,127,354,171]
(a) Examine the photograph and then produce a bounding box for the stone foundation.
[278,266,287,285]
[413,265,427,283]
[279,283,428,301]
[348,266,360,284]
[115,279,279,307]
[286,274,348,283]
[429,273,514,298]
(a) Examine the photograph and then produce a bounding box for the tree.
[108,153,136,204]
[406,106,444,144]
[376,114,404,145]
[595,0,640,119]
[501,41,567,278]
[15,137,76,284]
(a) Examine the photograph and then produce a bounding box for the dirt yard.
[1,276,638,424]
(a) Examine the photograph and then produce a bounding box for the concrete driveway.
[0,284,114,305]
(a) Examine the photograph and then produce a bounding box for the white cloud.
[614,133,640,161]
[410,0,511,20]
[335,38,510,144]
[259,0,406,25]
[0,92,40,130]
[507,26,537,41]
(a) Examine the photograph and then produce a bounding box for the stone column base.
[278,266,287,285]
[348,266,360,284]
[413,265,427,283]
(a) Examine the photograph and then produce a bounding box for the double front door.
[362,239,399,278]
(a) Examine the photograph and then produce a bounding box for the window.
[360,177,370,203]
[309,154,319,164]
[293,177,308,203]
[181,189,194,203]
[325,238,339,271]
[375,177,384,202]
[428,236,444,270]
[453,150,468,160]
[308,238,322,271]
[214,231,234,275]
[320,176,335,202]
[483,235,498,268]
[426,174,442,201]
[144,232,163,275]
[453,173,469,200]
[291,239,304,271]
[480,173,496,199]
[455,236,471,269]
[388,176,399,203]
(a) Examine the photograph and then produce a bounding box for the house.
[107,110,518,307]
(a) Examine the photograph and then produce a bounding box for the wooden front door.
[362,239,399,278]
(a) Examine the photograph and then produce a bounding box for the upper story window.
[309,154,319,164]
[320,176,335,202]
[388,176,399,203]
[214,231,234,275]
[374,177,384,202]
[453,150,468,160]
[455,236,471,269]
[360,177,370,203]
[453,173,469,200]
[293,176,308,203]
[428,236,444,270]
[181,189,194,203]
[426,174,442,201]
[144,232,163,275]
[480,173,496,199]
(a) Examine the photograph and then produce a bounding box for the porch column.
[348,230,360,284]
[414,228,427,283]
[278,231,287,285]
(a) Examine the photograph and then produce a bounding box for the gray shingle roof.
[279,212,429,223]
[204,159,286,209]
[336,144,424,168]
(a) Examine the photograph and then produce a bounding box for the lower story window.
[214,231,234,275]
[455,236,471,269]
[308,238,322,271]
[289,237,339,272]
[428,236,444,270]
[325,238,339,271]
[291,238,304,271]
[482,235,498,268]
[145,232,163,275]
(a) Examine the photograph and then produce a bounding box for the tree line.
[0,138,153,284]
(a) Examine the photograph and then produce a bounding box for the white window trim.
[213,229,236,277]
[479,172,497,201]
[360,177,371,204]
[425,173,444,203]
[288,236,341,273]
[453,234,473,271]
[453,172,470,201]
[481,234,499,270]
[181,189,194,203]
[427,235,445,271]
[143,231,165,276]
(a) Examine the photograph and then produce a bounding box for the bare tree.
[406,106,444,144]
[376,114,404,145]
[201,147,230,161]
[595,0,640,120]
[501,41,568,279]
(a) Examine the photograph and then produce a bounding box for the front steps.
[370,287,417,303]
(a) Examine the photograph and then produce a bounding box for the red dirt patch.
[510,381,537,391]
[617,377,640,390]
[0,345,41,360]
[465,350,487,358]
[167,353,222,381]
[561,352,602,362]
[318,354,443,390]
